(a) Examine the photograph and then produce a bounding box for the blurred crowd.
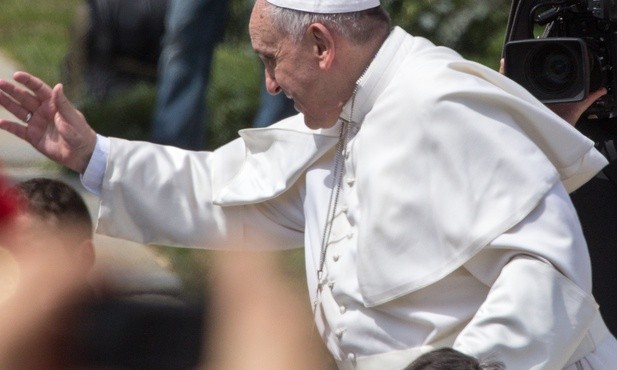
[0,173,334,369]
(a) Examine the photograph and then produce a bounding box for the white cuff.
[80,134,110,197]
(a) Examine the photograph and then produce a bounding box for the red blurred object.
[0,175,19,225]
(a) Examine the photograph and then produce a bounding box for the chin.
[303,116,337,130]
[302,118,319,130]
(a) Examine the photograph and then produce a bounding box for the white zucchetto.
[266,0,380,13]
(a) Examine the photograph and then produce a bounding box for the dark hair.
[406,348,506,370]
[16,178,93,239]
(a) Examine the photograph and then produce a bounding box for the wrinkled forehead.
[250,2,286,54]
[249,0,271,44]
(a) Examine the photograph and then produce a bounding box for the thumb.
[52,84,81,124]
[50,83,96,173]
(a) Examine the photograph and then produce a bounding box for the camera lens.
[504,38,589,103]
[527,44,580,95]
[528,44,579,94]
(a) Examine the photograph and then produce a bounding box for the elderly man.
[1,0,616,368]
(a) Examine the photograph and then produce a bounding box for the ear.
[306,23,336,70]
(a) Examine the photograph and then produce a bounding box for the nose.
[265,69,281,95]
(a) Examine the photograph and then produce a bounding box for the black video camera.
[503,0,617,119]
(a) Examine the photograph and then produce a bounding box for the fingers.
[0,71,52,125]
[588,87,608,102]
[0,118,28,140]
[0,90,33,124]
[12,71,52,102]
[546,87,609,126]
[0,81,40,115]
[51,83,97,173]
[573,87,608,117]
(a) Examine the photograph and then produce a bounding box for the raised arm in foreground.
[0,71,97,173]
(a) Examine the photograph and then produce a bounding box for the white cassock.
[84,27,617,369]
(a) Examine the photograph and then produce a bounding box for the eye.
[260,55,277,77]
[263,54,275,66]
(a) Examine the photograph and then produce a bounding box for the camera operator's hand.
[546,87,608,127]
[0,72,97,174]
[499,59,608,126]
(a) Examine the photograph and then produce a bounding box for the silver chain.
[313,83,359,311]
[317,120,348,278]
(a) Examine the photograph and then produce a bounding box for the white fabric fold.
[213,116,339,205]
[454,257,598,369]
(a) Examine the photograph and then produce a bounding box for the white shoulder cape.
[213,28,606,306]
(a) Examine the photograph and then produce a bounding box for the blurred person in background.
[151,0,295,147]
[150,0,228,150]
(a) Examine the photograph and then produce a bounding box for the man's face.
[249,0,343,129]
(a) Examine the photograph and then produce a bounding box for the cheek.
[276,66,302,88]
[278,58,315,91]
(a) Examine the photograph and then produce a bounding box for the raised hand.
[0,72,97,173]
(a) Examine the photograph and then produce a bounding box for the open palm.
[0,72,96,173]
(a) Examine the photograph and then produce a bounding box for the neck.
[336,29,389,104]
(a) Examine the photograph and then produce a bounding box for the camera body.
[503,0,617,119]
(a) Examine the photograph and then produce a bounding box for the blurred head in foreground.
[9,177,95,278]
[0,174,94,368]
[405,347,505,370]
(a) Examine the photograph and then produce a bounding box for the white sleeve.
[80,134,110,197]
[94,137,305,249]
[455,182,599,369]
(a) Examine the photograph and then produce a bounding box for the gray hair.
[264,3,391,44]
